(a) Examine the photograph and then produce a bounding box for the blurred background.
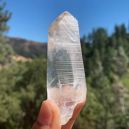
[0,0,129,129]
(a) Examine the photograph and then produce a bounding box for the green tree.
[0,0,13,65]
[114,24,127,39]
[14,59,47,129]
[0,1,19,129]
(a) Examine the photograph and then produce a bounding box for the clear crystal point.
[47,11,87,125]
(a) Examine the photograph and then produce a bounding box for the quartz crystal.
[47,11,87,125]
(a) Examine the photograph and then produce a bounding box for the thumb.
[32,100,61,129]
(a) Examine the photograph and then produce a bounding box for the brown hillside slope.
[7,37,47,58]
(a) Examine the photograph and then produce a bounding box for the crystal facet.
[47,11,87,125]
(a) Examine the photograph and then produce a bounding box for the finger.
[49,100,61,129]
[32,100,61,129]
[32,100,52,129]
[61,102,85,129]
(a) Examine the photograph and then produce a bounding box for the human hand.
[32,100,85,129]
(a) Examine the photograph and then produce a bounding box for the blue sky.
[6,0,129,42]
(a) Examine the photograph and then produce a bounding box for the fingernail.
[37,101,52,126]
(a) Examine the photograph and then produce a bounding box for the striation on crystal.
[47,11,87,125]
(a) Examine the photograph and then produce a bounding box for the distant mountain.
[7,37,47,58]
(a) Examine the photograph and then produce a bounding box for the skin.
[32,100,85,129]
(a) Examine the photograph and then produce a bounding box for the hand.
[32,100,85,129]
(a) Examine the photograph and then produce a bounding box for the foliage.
[78,25,129,129]
[14,59,47,129]
[0,0,13,65]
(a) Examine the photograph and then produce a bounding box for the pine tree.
[0,0,13,65]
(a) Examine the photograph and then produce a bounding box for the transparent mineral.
[47,11,87,125]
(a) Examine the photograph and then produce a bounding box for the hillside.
[7,37,47,58]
